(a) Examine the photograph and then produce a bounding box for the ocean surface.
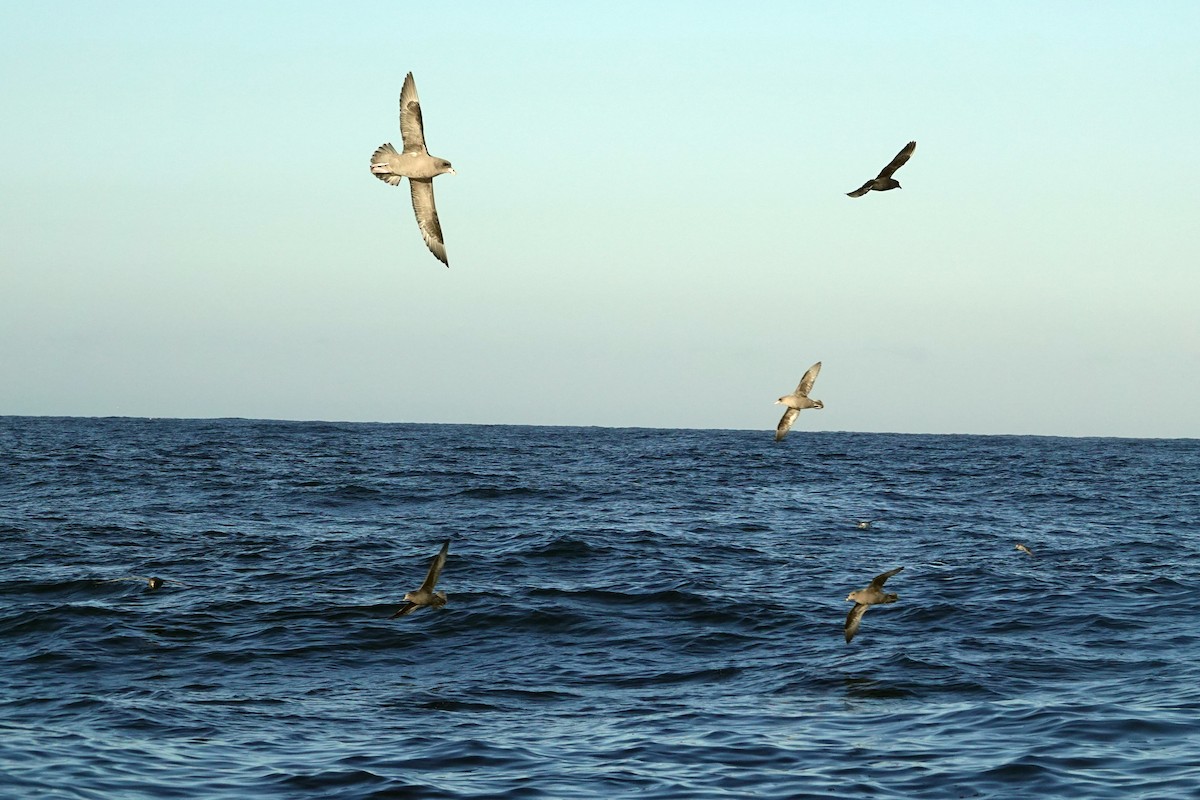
[2,416,1198,799]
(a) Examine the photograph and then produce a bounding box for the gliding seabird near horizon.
[774,362,824,441]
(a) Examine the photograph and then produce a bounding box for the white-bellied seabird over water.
[845,566,904,643]
[370,72,456,266]
[774,362,824,441]
[391,540,450,618]
[846,141,916,197]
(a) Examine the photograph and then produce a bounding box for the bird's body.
[844,566,904,643]
[774,361,824,441]
[101,575,186,589]
[847,141,916,197]
[1015,543,1034,556]
[391,540,450,618]
[370,72,455,266]
[856,520,874,530]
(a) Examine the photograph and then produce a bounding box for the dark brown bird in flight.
[846,141,916,197]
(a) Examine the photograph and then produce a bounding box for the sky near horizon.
[1,2,1198,438]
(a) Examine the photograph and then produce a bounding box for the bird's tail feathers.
[372,142,399,162]
[370,143,404,186]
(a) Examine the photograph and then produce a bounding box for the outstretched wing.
[846,181,874,198]
[390,602,418,619]
[869,566,904,590]
[775,408,799,441]
[419,540,450,593]
[877,140,916,180]
[795,361,822,397]
[845,603,869,643]
[399,72,428,154]
[409,179,449,266]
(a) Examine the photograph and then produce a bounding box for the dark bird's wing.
[845,603,868,643]
[795,361,822,397]
[775,408,799,441]
[869,566,904,590]
[390,602,418,619]
[419,540,450,593]
[409,179,449,266]
[399,72,428,155]
[846,181,874,198]
[877,141,916,180]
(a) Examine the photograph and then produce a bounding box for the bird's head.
[402,591,415,602]
[437,159,455,175]
[813,400,825,409]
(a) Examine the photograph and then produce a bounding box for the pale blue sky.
[2,2,1197,437]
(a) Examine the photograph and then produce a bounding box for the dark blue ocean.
[2,417,1198,799]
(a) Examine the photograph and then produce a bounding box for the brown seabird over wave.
[844,566,903,643]
[391,540,450,618]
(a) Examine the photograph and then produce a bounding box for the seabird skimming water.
[844,566,904,643]
[391,540,450,618]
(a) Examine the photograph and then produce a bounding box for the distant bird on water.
[391,540,450,618]
[774,361,824,441]
[846,141,916,197]
[370,72,456,266]
[102,575,184,590]
[856,520,874,530]
[1015,543,1034,556]
[844,566,904,643]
